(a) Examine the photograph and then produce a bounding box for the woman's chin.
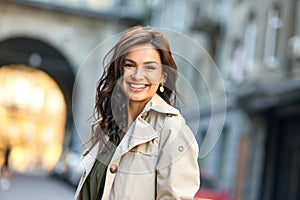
[128,95,146,102]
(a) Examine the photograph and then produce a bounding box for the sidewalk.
[0,172,75,200]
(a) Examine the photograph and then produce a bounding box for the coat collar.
[111,94,179,162]
[142,94,180,116]
[82,95,180,167]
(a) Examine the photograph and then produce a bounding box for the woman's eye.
[124,63,135,68]
[144,65,156,70]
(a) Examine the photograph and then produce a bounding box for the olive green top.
[80,136,119,200]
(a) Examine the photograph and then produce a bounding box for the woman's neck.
[127,101,147,127]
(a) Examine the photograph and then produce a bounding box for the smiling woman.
[74,26,200,200]
[122,44,166,125]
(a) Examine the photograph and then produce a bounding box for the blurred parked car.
[194,170,231,200]
[53,149,83,187]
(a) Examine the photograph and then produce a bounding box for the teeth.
[130,84,145,89]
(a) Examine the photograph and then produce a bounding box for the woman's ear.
[161,72,167,84]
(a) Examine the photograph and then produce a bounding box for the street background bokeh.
[0,0,300,200]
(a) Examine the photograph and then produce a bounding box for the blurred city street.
[0,173,75,200]
[0,0,300,199]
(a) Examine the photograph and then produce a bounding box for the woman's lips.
[128,82,149,92]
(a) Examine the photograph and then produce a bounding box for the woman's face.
[122,44,166,104]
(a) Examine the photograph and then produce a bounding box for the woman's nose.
[132,66,144,80]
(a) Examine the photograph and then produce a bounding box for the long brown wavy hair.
[89,26,181,149]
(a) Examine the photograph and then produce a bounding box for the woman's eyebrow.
[143,61,160,65]
[124,58,160,66]
[124,58,136,64]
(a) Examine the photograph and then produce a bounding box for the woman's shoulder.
[158,113,198,156]
[163,113,187,131]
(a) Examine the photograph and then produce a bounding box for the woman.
[74,26,200,200]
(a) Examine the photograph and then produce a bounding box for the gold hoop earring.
[159,83,164,93]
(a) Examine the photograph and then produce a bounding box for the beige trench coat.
[74,94,200,200]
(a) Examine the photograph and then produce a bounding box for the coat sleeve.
[156,115,200,200]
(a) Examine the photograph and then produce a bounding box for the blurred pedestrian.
[0,144,11,190]
[74,26,200,200]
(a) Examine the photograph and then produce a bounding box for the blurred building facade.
[0,0,299,199]
[169,0,300,200]
[148,0,300,200]
[0,0,148,173]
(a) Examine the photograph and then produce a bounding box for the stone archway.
[0,37,75,135]
[0,37,75,173]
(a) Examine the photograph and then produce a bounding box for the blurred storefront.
[0,65,66,172]
[187,0,300,199]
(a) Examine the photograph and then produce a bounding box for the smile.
[128,83,149,91]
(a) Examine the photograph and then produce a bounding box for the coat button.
[109,164,118,174]
[178,146,184,152]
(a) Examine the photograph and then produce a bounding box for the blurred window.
[243,11,257,72]
[263,4,283,68]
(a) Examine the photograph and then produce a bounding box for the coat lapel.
[82,142,99,175]
[110,94,179,163]
[111,116,158,162]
